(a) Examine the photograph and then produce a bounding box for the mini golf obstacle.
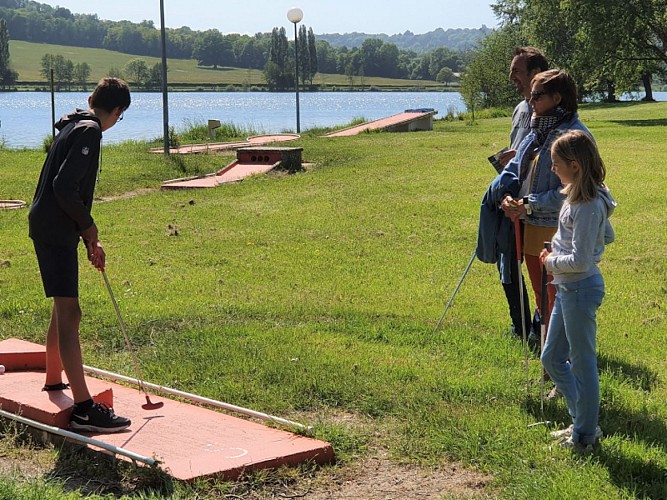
[150,134,300,155]
[0,338,334,481]
[161,146,303,190]
[323,108,438,137]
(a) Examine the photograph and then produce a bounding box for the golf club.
[514,217,530,394]
[540,241,552,413]
[434,249,476,333]
[102,270,164,411]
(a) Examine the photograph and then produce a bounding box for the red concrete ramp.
[0,339,334,481]
[89,383,333,481]
[323,109,438,137]
[160,160,279,189]
[150,134,300,155]
[161,146,303,190]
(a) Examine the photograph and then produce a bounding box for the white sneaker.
[551,424,603,441]
[559,436,595,454]
[545,386,562,400]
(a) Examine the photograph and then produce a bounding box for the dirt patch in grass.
[261,409,495,499]
[97,188,156,202]
[287,450,493,499]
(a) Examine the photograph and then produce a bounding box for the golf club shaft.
[101,270,148,394]
[540,241,552,412]
[434,249,476,332]
[514,217,530,395]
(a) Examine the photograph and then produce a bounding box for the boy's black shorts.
[33,240,79,298]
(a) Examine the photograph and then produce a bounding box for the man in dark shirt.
[29,77,132,433]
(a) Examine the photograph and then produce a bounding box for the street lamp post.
[159,0,170,155]
[287,7,303,134]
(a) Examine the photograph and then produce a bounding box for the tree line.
[0,0,465,89]
[460,0,667,110]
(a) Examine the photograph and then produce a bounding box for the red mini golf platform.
[323,109,438,137]
[150,134,300,155]
[161,146,303,190]
[0,339,334,481]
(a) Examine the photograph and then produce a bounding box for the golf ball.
[0,365,5,374]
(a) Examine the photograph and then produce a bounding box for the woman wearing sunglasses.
[499,69,592,340]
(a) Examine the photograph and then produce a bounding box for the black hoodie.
[29,109,102,247]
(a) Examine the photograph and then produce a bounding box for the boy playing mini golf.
[29,77,132,433]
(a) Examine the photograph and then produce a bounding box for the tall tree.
[192,29,232,69]
[492,0,667,100]
[0,18,17,88]
[123,58,150,87]
[264,27,290,90]
[459,24,525,110]
[0,18,9,79]
[41,53,74,90]
[237,35,268,70]
[148,62,163,90]
[314,40,336,74]
[73,61,91,90]
[297,24,310,87]
[307,27,318,84]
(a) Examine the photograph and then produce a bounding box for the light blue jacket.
[504,113,592,228]
[546,186,616,284]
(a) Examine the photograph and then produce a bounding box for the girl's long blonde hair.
[551,130,606,203]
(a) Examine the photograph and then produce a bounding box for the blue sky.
[44,1,498,35]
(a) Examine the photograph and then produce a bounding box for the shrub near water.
[0,103,666,498]
[172,119,263,144]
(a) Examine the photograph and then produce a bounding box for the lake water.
[2,90,665,149]
[0,91,465,148]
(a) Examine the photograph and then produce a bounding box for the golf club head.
[142,396,164,410]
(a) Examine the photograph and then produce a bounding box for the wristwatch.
[523,196,532,215]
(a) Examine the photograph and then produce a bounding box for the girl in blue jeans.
[539,130,616,453]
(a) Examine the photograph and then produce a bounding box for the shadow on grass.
[583,101,655,111]
[608,119,667,127]
[49,444,176,497]
[598,352,659,392]
[525,386,667,498]
[596,447,667,499]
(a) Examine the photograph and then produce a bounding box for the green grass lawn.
[8,40,444,90]
[0,102,666,498]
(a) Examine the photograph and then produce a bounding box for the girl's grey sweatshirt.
[546,186,616,285]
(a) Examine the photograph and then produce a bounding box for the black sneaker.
[70,402,131,433]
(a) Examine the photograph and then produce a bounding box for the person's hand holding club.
[81,223,106,271]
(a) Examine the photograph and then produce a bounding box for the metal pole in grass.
[50,68,56,140]
[434,249,476,333]
[287,7,303,134]
[0,409,158,466]
[159,0,170,155]
[83,365,313,432]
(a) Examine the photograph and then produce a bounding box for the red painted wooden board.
[0,339,334,480]
[323,110,437,137]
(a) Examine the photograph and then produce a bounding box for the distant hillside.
[317,27,493,53]
[8,40,442,90]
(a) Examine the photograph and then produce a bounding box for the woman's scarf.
[519,106,570,180]
[530,106,569,145]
